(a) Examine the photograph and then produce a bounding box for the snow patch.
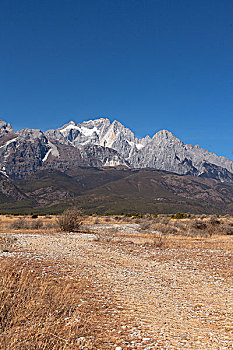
[126,140,134,147]
[0,137,18,149]
[104,159,121,166]
[60,124,99,137]
[0,170,8,178]
[42,141,59,162]
[80,126,99,137]
[60,124,80,134]
[42,149,52,162]
[136,143,144,150]
[126,140,144,150]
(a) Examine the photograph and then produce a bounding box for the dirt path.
[2,228,233,349]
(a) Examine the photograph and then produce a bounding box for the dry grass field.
[0,213,232,349]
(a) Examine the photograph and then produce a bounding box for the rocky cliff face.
[45,118,233,182]
[0,118,233,182]
[0,120,128,178]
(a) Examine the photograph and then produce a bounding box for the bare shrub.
[189,230,209,237]
[208,216,221,226]
[186,217,233,236]
[29,219,43,230]
[153,223,178,235]
[214,223,233,235]
[57,208,83,232]
[152,234,166,248]
[172,222,186,230]
[224,224,233,235]
[43,222,59,230]
[140,221,152,231]
[8,218,44,230]
[190,220,207,230]
[8,218,29,230]
[123,216,132,223]
[155,216,170,225]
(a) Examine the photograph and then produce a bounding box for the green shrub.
[171,212,190,219]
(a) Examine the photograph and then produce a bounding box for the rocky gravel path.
[2,225,233,349]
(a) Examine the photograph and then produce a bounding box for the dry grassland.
[0,214,232,349]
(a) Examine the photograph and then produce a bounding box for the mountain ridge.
[0,167,232,214]
[0,117,233,182]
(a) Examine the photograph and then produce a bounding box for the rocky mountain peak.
[0,116,232,183]
[152,129,181,142]
[0,119,14,136]
[17,128,47,142]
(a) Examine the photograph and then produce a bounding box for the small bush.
[173,222,186,230]
[31,214,38,219]
[209,217,221,226]
[222,224,233,235]
[157,216,170,225]
[152,234,166,248]
[8,218,29,230]
[191,220,207,230]
[153,223,178,235]
[43,222,59,230]
[57,208,83,232]
[140,221,152,231]
[171,212,190,219]
[30,219,43,230]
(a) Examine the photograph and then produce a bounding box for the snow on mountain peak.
[42,117,233,178]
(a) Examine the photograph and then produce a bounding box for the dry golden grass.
[0,214,232,348]
[0,215,58,234]
[0,259,95,349]
[0,258,135,350]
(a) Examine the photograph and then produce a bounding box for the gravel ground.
[1,224,233,349]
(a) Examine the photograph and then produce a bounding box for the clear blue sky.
[0,0,233,159]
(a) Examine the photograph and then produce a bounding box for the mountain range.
[0,117,232,214]
[1,117,233,182]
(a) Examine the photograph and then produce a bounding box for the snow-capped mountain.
[0,117,233,182]
[45,118,233,181]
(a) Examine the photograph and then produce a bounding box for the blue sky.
[0,0,233,159]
